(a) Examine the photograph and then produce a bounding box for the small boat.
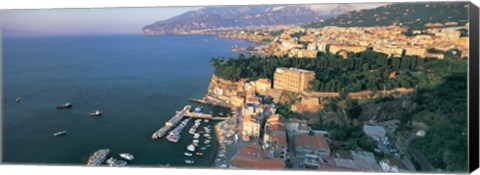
[185,159,194,164]
[119,153,134,161]
[184,152,193,156]
[89,110,102,116]
[56,102,72,109]
[204,134,211,137]
[116,160,128,166]
[193,140,199,143]
[219,112,224,116]
[194,106,203,113]
[204,119,209,123]
[206,144,211,147]
[201,147,207,151]
[16,97,21,103]
[53,130,67,137]
[187,144,195,152]
[204,140,211,144]
[196,152,204,156]
[106,157,116,166]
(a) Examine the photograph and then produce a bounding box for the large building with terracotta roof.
[294,133,331,158]
[273,67,315,93]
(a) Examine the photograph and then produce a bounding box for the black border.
[469,1,480,173]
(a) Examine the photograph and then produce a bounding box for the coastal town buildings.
[232,143,285,169]
[286,117,310,134]
[294,133,331,158]
[273,67,315,93]
[263,114,288,159]
[242,114,262,141]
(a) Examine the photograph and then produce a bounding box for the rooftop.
[294,133,330,151]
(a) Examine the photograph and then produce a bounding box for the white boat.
[89,110,102,116]
[16,97,21,103]
[193,140,199,143]
[53,131,67,137]
[194,106,203,113]
[119,153,134,161]
[203,119,209,123]
[184,152,193,156]
[185,159,194,164]
[204,133,210,137]
[187,144,195,152]
[204,140,211,144]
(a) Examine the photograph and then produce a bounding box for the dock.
[151,105,228,140]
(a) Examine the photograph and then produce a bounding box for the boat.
[167,133,180,143]
[204,140,211,144]
[89,110,102,116]
[204,119,209,123]
[106,157,116,166]
[204,133,211,137]
[53,131,67,137]
[16,97,21,103]
[219,112,224,116]
[193,106,203,113]
[185,159,194,164]
[201,147,207,151]
[119,153,134,161]
[184,152,193,156]
[193,139,199,144]
[56,102,72,109]
[187,144,195,152]
[115,160,128,166]
[196,152,203,156]
[193,133,200,139]
[206,144,211,147]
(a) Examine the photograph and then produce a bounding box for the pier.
[151,105,228,140]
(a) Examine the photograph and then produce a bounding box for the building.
[379,158,409,172]
[242,114,262,141]
[329,44,367,54]
[286,117,310,133]
[294,133,331,158]
[232,143,285,170]
[263,114,287,159]
[363,123,387,138]
[231,95,244,107]
[255,78,271,92]
[273,67,315,93]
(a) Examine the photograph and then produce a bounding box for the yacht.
[56,102,72,109]
[184,152,193,156]
[89,110,102,116]
[119,153,134,161]
[185,160,194,164]
[53,131,67,137]
[187,144,195,152]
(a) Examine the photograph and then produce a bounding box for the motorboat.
[196,152,203,156]
[184,152,193,157]
[187,144,195,152]
[53,131,67,137]
[56,102,72,109]
[119,153,134,161]
[89,110,102,116]
[185,159,194,164]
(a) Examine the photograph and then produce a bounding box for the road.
[407,136,436,172]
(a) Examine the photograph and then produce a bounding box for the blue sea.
[2,34,254,166]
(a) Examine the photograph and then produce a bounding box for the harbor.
[151,105,228,140]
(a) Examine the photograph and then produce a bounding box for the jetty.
[151,105,228,140]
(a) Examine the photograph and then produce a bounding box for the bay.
[2,34,254,166]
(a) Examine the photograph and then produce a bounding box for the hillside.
[307,2,469,29]
[142,4,384,35]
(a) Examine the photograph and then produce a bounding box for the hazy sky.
[1,7,201,36]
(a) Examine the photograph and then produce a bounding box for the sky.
[1,7,201,36]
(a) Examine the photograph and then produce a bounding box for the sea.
[1,34,254,167]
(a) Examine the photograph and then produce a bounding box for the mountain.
[307,2,469,29]
[142,4,387,35]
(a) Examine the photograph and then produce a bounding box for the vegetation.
[210,51,467,93]
[306,2,468,30]
[311,122,376,152]
[412,73,468,171]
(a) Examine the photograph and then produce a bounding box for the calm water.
[2,34,254,166]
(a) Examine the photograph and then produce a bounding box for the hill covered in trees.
[306,2,469,29]
[210,51,466,93]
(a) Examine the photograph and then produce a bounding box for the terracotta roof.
[294,133,330,151]
[232,144,284,170]
[257,78,271,85]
